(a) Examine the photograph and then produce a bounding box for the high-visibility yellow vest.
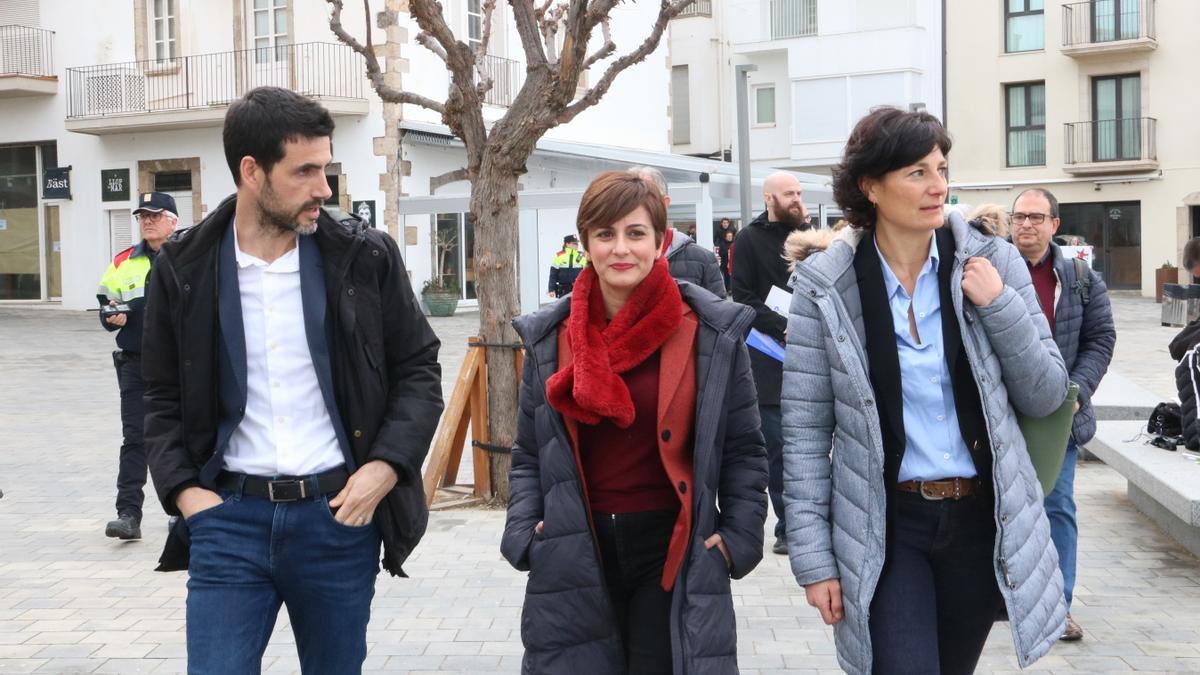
[551,249,587,269]
[98,243,152,303]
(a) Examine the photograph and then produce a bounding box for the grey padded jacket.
[781,213,1069,674]
[666,228,728,299]
[503,282,768,674]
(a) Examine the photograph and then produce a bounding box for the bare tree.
[328,0,694,501]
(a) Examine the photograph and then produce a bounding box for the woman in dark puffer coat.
[502,171,769,674]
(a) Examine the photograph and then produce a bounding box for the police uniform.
[548,246,587,298]
[98,191,175,539]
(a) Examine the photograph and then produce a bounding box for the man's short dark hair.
[1183,237,1200,272]
[1014,187,1060,219]
[223,87,335,186]
[831,107,952,228]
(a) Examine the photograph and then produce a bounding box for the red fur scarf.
[546,258,683,428]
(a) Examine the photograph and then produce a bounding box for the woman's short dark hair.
[223,87,335,186]
[832,107,952,228]
[576,171,667,249]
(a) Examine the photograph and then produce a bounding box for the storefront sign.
[352,200,377,228]
[101,169,130,202]
[42,166,71,200]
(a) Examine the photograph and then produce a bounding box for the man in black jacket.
[731,171,811,554]
[142,87,442,673]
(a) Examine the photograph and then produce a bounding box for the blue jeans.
[759,404,786,540]
[185,485,381,674]
[869,491,1002,675]
[1044,439,1078,609]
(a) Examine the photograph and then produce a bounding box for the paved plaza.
[1,294,1198,674]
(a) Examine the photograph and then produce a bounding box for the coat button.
[678,481,687,494]
[864,399,874,407]
[837,335,846,342]
[371,249,380,256]
[661,429,671,442]
[347,288,356,296]
[182,283,191,292]
[353,429,363,438]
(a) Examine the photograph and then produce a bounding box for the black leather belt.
[216,468,349,502]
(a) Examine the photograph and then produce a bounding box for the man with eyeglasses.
[1011,187,1116,643]
[97,192,179,540]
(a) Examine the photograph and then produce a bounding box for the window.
[1005,0,1043,52]
[434,213,477,300]
[152,0,178,61]
[1093,73,1141,161]
[252,0,289,64]
[1092,0,1140,42]
[467,0,483,50]
[754,85,776,125]
[671,65,691,144]
[1005,82,1045,166]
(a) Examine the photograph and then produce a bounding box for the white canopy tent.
[396,120,836,313]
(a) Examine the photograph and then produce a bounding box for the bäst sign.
[43,166,72,200]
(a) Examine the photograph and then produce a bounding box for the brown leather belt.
[896,477,979,501]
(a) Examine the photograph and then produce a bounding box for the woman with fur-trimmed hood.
[780,108,1069,674]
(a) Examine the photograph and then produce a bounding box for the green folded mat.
[1018,382,1080,495]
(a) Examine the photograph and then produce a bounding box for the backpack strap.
[1072,257,1091,305]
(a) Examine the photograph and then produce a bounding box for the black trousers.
[869,491,1004,675]
[594,508,678,674]
[112,350,147,519]
[759,404,786,540]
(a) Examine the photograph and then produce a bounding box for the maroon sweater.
[579,352,678,513]
[1027,252,1056,336]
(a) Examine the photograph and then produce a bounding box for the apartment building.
[947,0,1199,294]
[668,0,944,185]
[0,0,677,311]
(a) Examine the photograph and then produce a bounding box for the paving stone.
[3,300,1199,672]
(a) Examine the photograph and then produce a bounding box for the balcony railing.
[1063,0,1155,48]
[478,53,523,108]
[771,0,817,39]
[64,42,365,119]
[1065,117,1157,166]
[676,0,713,18]
[0,25,54,77]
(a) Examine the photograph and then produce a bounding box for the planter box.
[1156,267,1178,303]
[422,290,460,317]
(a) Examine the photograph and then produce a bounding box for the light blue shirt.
[874,235,977,482]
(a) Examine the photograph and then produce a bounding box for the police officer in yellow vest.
[547,233,588,298]
[97,192,178,540]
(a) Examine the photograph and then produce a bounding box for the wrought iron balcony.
[675,0,713,18]
[478,53,523,108]
[770,0,817,39]
[64,42,368,135]
[1062,0,1156,56]
[1064,117,1158,174]
[0,25,56,97]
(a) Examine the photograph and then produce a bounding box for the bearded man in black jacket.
[731,171,812,555]
[142,87,442,673]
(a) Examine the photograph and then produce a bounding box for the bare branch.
[477,0,498,61]
[540,3,567,64]
[558,0,694,124]
[430,167,471,193]
[511,0,548,66]
[326,0,447,114]
[416,31,448,62]
[581,16,614,71]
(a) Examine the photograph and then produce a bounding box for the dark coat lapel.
[217,224,247,407]
[853,234,906,469]
[299,234,355,468]
[936,227,962,373]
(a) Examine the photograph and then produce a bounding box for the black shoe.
[105,513,142,540]
[772,536,788,555]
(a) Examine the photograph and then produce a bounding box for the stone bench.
[1084,420,1200,558]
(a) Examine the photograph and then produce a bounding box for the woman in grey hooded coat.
[781,108,1069,674]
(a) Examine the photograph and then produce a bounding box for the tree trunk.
[471,165,521,502]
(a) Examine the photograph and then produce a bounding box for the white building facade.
[946,0,1200,294]
[0,0,686,311]
[667,0,944,177]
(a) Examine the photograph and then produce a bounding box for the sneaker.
[1060,613,1083,642]
[772,536,788,555]
[105,512,142,540]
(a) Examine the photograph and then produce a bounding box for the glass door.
[1093,74,1140,161]
[248,0,290,89]
[1091,0,1139,42]
[434,212,478,300]
[42,204,60,299]
[1059,200,1141,289]
[0,145,41,299]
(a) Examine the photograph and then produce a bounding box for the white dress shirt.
[223,224,345,477]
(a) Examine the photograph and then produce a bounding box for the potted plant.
[422,227,460,316]
[1157,260,1179,304]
